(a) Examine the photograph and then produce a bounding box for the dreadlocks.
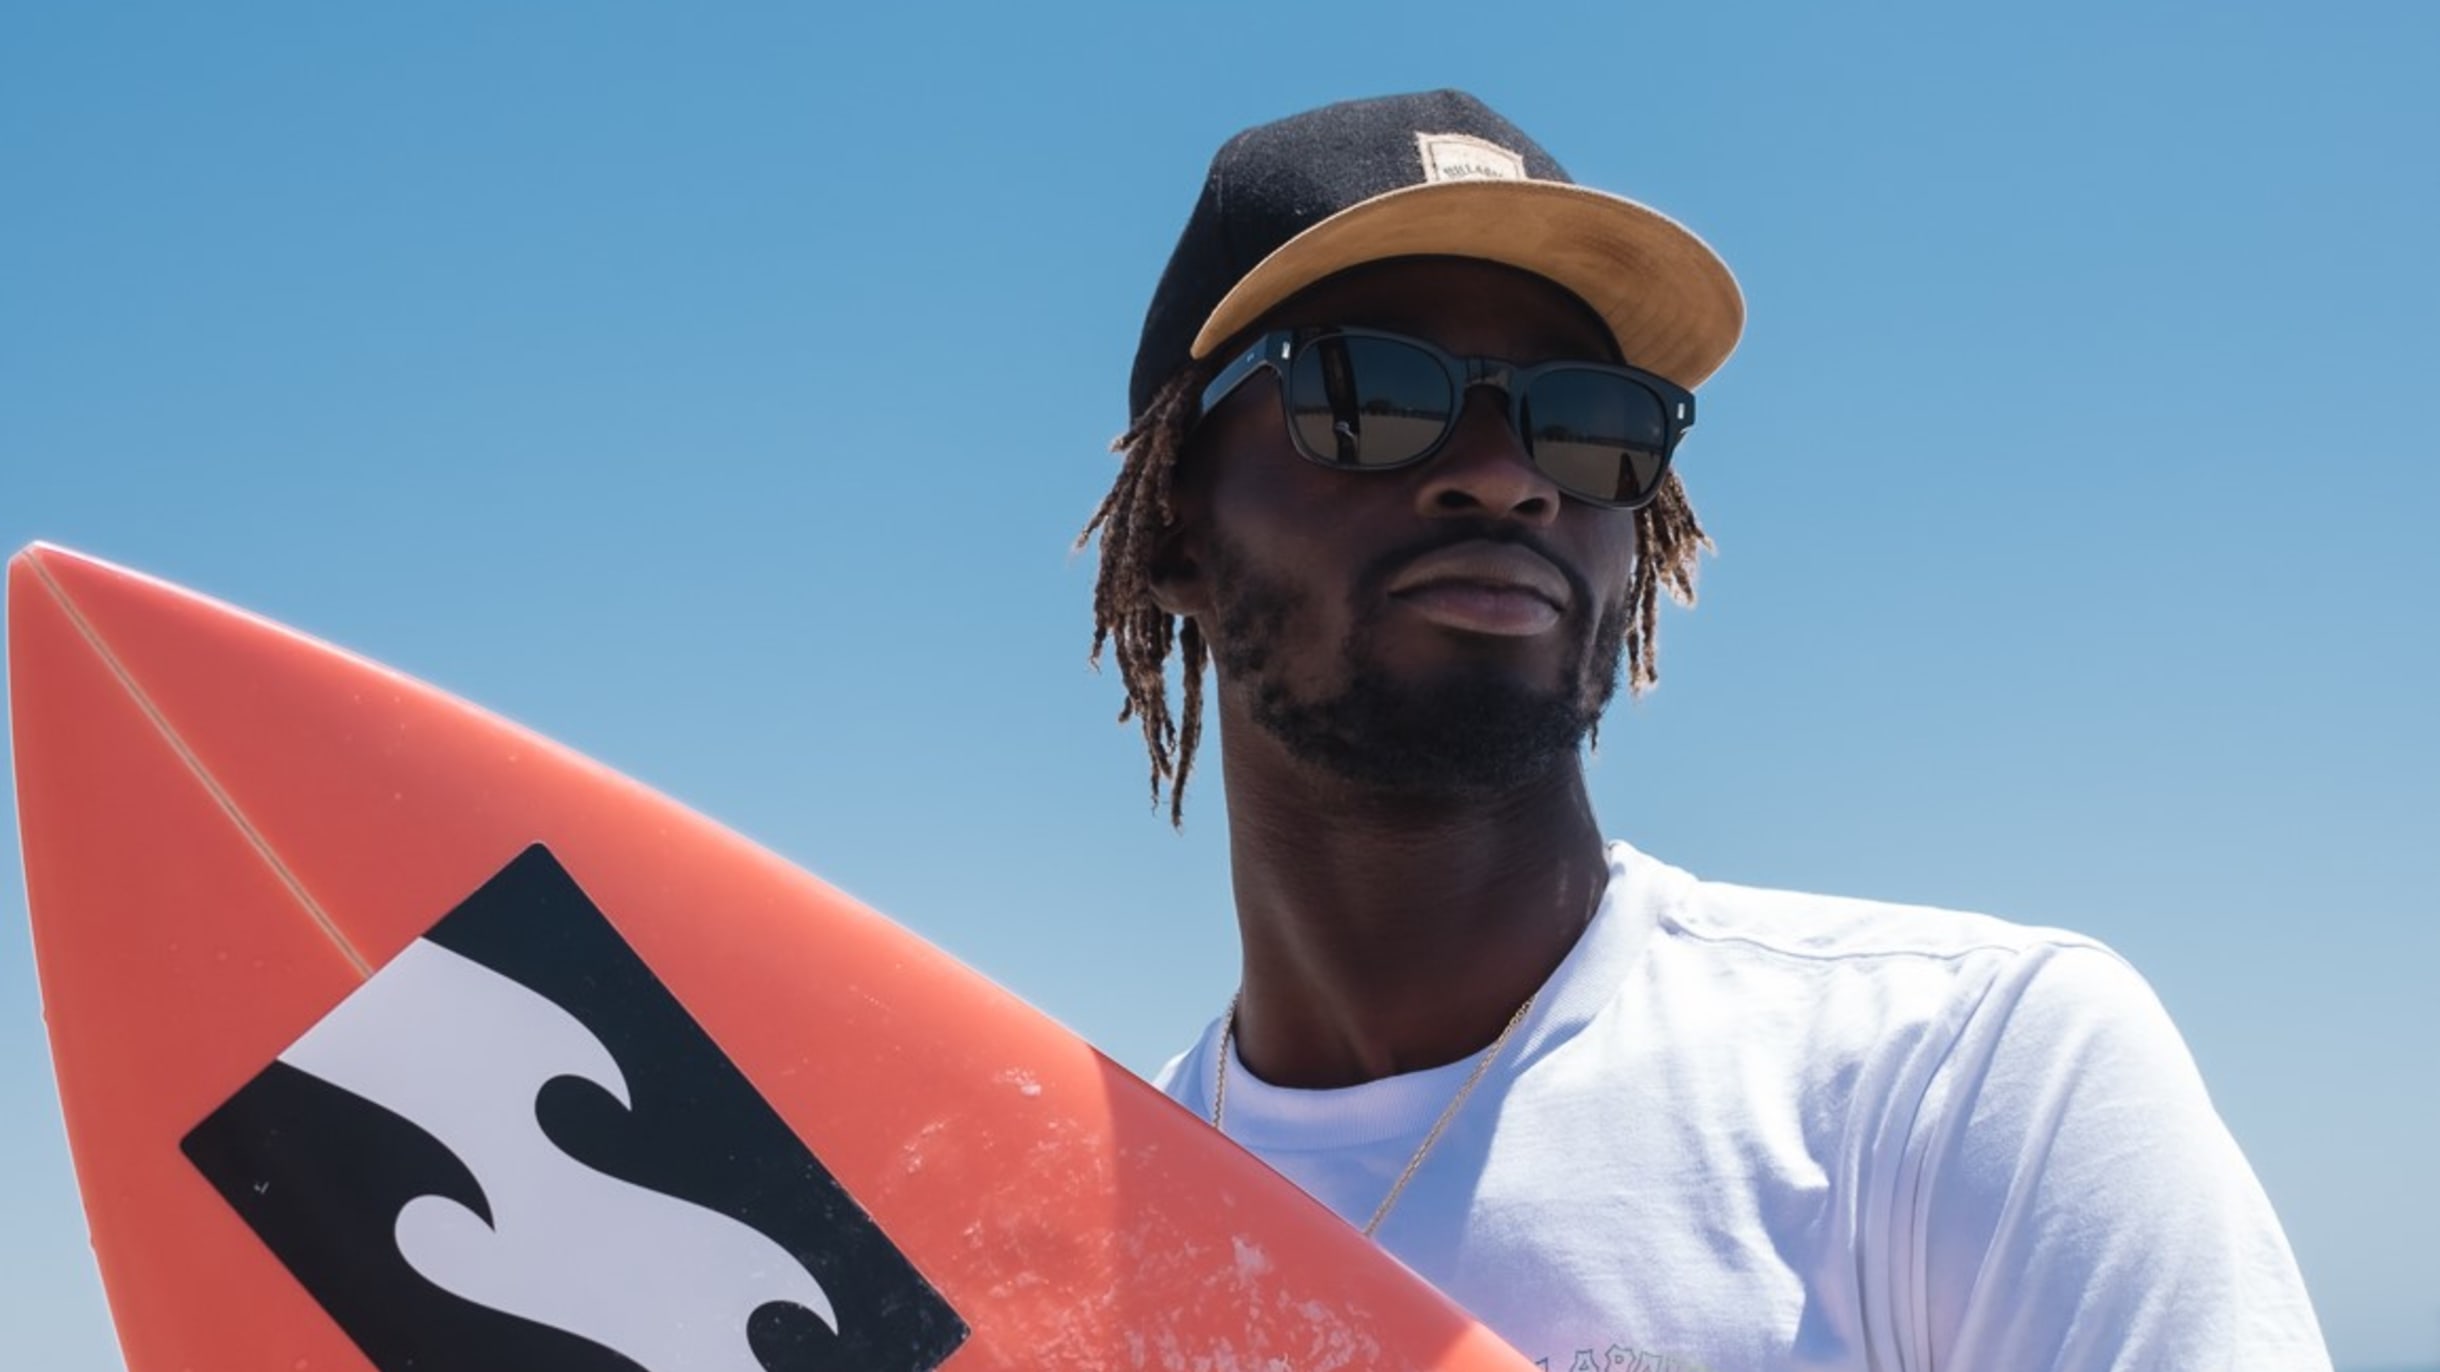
[1078,369,1713,826]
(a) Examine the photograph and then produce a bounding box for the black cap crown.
[1130,91,1571,417]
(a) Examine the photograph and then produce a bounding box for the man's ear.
[1147,514,1211,619]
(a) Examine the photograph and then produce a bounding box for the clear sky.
[3,2,2434,1368]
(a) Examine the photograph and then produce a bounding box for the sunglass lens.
[1521,370,1672,505]
[1285,335,1455,468]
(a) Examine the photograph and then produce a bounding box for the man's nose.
[1412,385,1560,525]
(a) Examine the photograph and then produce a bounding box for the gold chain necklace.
[1210,992,1537,1238]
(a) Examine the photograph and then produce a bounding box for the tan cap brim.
[1189,179,1745,390]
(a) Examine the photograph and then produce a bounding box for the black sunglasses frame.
[1196,326,1698,510]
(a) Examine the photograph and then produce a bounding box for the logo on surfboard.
[182,845,968,1372]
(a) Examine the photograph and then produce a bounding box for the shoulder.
[1149,1014,1225,1116]
[1610,847,2328,1365]
[1632,843,2113,970]
[1616,841,2150,1037]
[1609,842,2185,1125]
[1607,842,2227,1150]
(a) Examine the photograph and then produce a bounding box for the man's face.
[1162,257,1642,796]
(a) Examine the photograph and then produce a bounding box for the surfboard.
[8,541,1536,1372]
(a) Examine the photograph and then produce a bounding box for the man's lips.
[1385,542,1572,636]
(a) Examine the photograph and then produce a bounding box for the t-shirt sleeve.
[1898,943,2328,1371]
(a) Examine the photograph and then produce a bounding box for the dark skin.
[1150,258,1639,1090]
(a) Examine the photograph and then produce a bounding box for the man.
[1080,91,2326,1370]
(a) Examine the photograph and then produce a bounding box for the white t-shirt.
[1156,841,2328,1372]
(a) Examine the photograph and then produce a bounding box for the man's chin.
[1252,668,1596,797]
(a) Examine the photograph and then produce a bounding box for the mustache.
[1354,521,1594,611]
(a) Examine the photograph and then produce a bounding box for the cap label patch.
[1416,132,1527,183]
[182,844,968,1372]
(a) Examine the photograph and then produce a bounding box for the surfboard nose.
[10,543,386,1372]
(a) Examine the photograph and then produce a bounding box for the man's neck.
[1217,725,1611,1091]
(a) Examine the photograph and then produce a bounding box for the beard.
[1206,528,1629,797]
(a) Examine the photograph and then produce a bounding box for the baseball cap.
[1128,89,1744,419]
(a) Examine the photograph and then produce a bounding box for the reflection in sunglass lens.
[1522,369,1671,505]
[1286,336,1454,468]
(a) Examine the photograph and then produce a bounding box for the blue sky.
[3,2,2434,1367]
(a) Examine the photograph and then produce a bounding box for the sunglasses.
[1197,326,1696,509]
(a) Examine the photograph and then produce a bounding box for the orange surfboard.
[9,542,1535,1372]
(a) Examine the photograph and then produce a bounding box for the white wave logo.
[280,939,836,1372]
